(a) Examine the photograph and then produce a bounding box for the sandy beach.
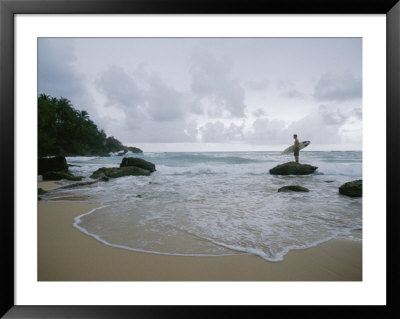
[38,181,362,281]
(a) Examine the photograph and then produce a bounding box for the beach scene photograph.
[37,37,362,281]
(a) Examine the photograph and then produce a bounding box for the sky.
[38,37,362,152]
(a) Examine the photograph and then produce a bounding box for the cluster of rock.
[39,157,361,198]
[270,161,362,197]
[38,155,156,185]
[90,157,156,179]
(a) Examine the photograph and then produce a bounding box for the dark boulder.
[278,185,310,192]
[38,188,47,195]
[42,171,83,181]
[120,157,156,172]
[269,162,317,175]
[90,166,151,179]
[38,156,68,174]
[126,146,143,153]
[339,180,362,197]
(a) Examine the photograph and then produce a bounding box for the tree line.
[38,94,126,157]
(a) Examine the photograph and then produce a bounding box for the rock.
[120,157,156,172]
[38,188,47,195]
[278,185,310,192]
[38,156,68,174]
[92,172,108,180]
[117,149,128,156]
[126,146,143,153]
[42,171,83,181]
[90,166,151,179]
[269,162,317,175]
[339,180,362,197]
[58,180,100,189]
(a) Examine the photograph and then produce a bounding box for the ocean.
[43,151,362,262]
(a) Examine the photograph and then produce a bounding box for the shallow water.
[43,151,362,262]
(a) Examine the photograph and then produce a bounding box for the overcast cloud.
[38,38,362,151]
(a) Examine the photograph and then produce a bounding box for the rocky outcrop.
[120,157,156,172]
[42,171,83,181]
[116,148,143,156]
[38,156,69,174]
[90,166,151,179]
[126,146,143,153]
[38,156,84,181]
[89,157,155,180]
[58,179,106,189]
[269,162,318,175]
[339,180,362,197]
[278,185,310,192]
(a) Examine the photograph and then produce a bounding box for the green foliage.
[38,94,126,157]
[105,136,124,153]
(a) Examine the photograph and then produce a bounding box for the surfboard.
[281,141,310,155]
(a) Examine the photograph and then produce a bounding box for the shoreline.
[38,181,362,281]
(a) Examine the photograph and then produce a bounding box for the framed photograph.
[1,0,399,317]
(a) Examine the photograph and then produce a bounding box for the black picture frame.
[1,0,399,318]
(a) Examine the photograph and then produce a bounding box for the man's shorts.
[294,147,300,156]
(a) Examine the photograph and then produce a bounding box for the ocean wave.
[73,204,362,262]
[149,152,268,165]
[59,151,362,262]
[66,156,102,162]
[155,163,271,176]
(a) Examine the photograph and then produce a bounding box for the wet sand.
[38,182,362,281]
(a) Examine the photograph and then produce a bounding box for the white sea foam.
[49,151,362,262]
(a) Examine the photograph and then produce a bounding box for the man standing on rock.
[293,134,300,163]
